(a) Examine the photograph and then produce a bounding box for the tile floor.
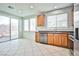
[0,39,70,56]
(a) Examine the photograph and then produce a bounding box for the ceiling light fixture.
[30,5,34,9]
[54,6,57,8]
[18,10,22,14]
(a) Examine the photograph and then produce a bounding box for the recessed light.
[54,6,57,8]
[30,5,34,9]
[18,10,22,14]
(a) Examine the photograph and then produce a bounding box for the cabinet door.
[48,33,54,45]
[35,32,40,42]
[53,34,61,46]
[37,15,45,26]
[61,34,68,47]
[68,36,74,49]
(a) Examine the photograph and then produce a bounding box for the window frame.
[46,13,68,28]
[24,19,29,31]
[24,17,36,32]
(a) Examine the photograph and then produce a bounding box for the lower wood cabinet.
[35,32,69,48]
[61,34,68,47]
[53,34,62,46]
[35,32,40,42]
[68,36,74,49]
[48,33,68,48]
[48,33,54,45]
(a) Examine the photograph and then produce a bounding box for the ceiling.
[0,3,72,17]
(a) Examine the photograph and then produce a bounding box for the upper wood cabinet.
[37,15,45,26]
[48,33,54,45]
[35,32,40,42]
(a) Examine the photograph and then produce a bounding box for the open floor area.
[0,39,70,56]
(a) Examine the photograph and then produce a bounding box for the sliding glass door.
[0,15,19,42]
[11,18,18,39]
[0,16,10,42]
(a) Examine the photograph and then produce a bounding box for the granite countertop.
[36,27,74,32]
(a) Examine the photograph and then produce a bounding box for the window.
[11,18,18,39]
[0,15,19,42]
[74,11,79,27]
[47,13,68,28]
[0,16,10,42]
[57,13,68,28]
[30,18,36,31]
[24,20,29,31]
[24,18,36,31]
[74,11,79,23]
[47,15,56,28]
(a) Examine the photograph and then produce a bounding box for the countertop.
[36,27,74,32]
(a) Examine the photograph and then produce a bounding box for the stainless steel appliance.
[40,32,48,44]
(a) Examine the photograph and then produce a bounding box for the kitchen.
[0,3,74,56]
[35,4,74,55]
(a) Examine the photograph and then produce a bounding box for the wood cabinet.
[47,33,68,47]
[37,15,45,26]
[35,32,40,42]
[35,32,69,48]
[61,33,68,47]
[48,33,54,45]
[68,36,74,55]
[53,34,61,46]
[68,36,74,49]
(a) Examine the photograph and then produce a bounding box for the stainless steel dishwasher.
[40,32,48,44]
